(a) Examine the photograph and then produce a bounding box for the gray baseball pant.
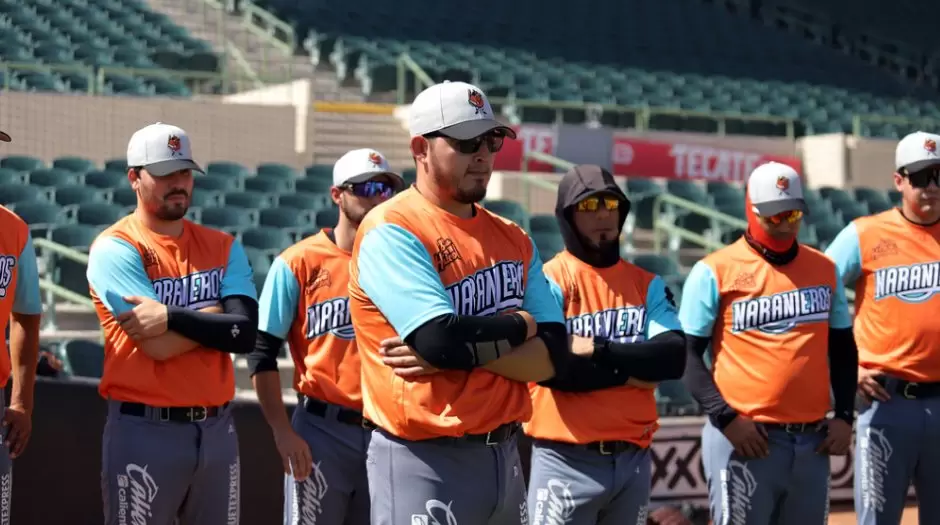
[526,439,651,525]
[854,383,940,525]
[0,391,12,525]
[701,419,830,525]
[101,400,240,525]
[282,400,371,525]
[367,426,528,525]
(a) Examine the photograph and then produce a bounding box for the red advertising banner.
[494,125,557,172]
[611,136,802,182]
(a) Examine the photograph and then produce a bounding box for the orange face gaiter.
[744,189,794,253]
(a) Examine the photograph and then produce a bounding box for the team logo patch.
[0,255,16,299]
[305,297,355,340]
[874,260,940,303]
[468,89,486,115]
[167,135,182,156]
[433,238,461,273]
[368,151,383,166]
[730,286,832,334]
[776,175,790,193]
[925,138,937,154]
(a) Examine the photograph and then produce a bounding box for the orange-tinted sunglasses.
[577,196,620,212]
[765,209,803,224]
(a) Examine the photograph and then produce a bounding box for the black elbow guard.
[535,322,572,373]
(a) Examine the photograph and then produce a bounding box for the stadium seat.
[244,247,272,293]
[482,199,530,230]
[241,227,294,253]
[0,168,24,186]
[531,231,565,262]
[1,155,43,172]
[75,203,126,226]
[11,201,68,239]
[60,339,105,379]
[104,159,127,172]
[887,190,902,206]
[53,156,97,174]
[28,168,82,188]
[401,168,418,187]
[315,208,339,229]
[632,254,680,277]
[278,192,332,212]
[200,207,259,232]
[256,163,298,180]
[0,185,52,206]
[305,164,333,178]
[295,177,334,194]
[54,184,106,206]
[854,187,893,213]
[224,191,274,210]
[50,224,103,250]
[111,188,139,208]
[528,214,560,234]
[245,176,292,194]
[260,208,313,230]
[207,161,250,178]
[194,174,240,193]
[84,170,127,189]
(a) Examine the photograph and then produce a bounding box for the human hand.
[857,366,889,403]
[379,337,439,377]
[816,418,852,456]
[722,416,769,458]
[118,296,169,340]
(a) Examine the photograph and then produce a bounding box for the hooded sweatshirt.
[555,165,631,268]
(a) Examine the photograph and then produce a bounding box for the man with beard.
[86,122,258,525]
[524,164,687,525]
[826,131,940,525]
[679,162,857,525]
[348,82,626,525]
[247,148,404,524]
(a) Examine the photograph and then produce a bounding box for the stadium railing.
[32,238,96,331]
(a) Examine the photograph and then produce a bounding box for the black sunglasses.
[342,180,397,199]
[424,131,505,155]
[902,167,940,189]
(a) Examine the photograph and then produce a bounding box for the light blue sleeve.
[221,240,257,301]
[86,237,159,316]
[12,233,41,315]
[521,238,565,324]
[357,224,455,339]
[645,275,682,339]
[824,222,862,285]
[257,257,299,339]
[546,276,565,311]
[829,267,853,329]
[678,261,720,338]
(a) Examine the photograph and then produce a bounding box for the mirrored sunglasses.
[766,209,803,224]
[576,196,620,212]
[343,180,396,199]
[425,131,505,155]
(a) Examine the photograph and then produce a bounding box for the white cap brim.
[340,170,406,191]
[146,158,204,176]
[438,119,517,141]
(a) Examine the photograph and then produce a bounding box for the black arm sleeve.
[166,295,258,354]
[404,313,530,370]
[247,330,283,377]
[681,335,738,429]
[591,330,687,382]
[536,322,632,393]
[829,327,859,424]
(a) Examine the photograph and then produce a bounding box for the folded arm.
[827,268,858,424]
[10,233,42,411]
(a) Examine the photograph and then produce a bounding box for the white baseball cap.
[408,81,517,140]
[126,122,203,176]
[332,148,405,190]
[895,131,940,173]
[747,162,807,217]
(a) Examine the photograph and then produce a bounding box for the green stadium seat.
[190,191,222,209]
[241,227,294,253]
[315,208,339,229]
[104,159,127,172]
[305,164,333,178]
[0,168,24,185]
[401,168,417,187]
[224,191,274,210]
[666,180,710,205]
[84,170,127,189]
[887,190,902,206]
[256,163,298,180]
[111,188,138,208]
[528,214,560,234]
[207,161,250,178]
[531,231,565,262]
[245,176,292,194]
[260,208,313,230]
[632,254,680,277]
[482,199,530,229]
[75,202,126,226]
[0,185,52,205]
[200,207,258,232]
[194,174,240,193]
[854,187,893,213]
[49,224,102,250]
[278,192,332,212]
[835,201,869,223]
[53,156,97,174]
[1,155,44,172]
[814,221,845,251]
[54,184,106,206]
[11,201,67,239]
[295,178,334,194]
[28,169,82,188]
[60,339,104,379]
[797,223,818,247]
[245,247,272,293]
[706,181,744,201]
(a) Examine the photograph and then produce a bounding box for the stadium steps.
[144,0,364,100]
[309,113,413,169]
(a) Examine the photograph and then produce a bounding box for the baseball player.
[0,128,43,523]
[348,81,626,525]
[524,164,687,525]
[825,130,940,525]
[679,162,857,525]
[247,148,404,524]
[85,123,258,525]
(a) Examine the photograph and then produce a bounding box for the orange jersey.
[679,238,852,423]
[348,188,564,440]
[826,208,940,381]
[86,214,257,407]
[524,251,681,447]
[0,206,42,388]
[257,229,361,410]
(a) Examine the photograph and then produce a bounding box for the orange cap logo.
[776,175,790,191]
[167,135,181,154]
[368,152,383,166]
[925,139,937,153]
[468,89,486,114]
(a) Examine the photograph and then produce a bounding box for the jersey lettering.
[874,261,940,303]
[567,306,646,342]
[152,267,224,309]
[0,255,15,299]
[445,261,525,315]
[305,297,354,340]
[730,286,832,334]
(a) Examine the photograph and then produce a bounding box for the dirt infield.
[829,504,919,524]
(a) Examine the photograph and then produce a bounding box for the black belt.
[878,377,940,400]
[432,423,519,447]
[120,402,227,423]
[301,396,375,429]
[762,421,824,434]
[584,440,642,456]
